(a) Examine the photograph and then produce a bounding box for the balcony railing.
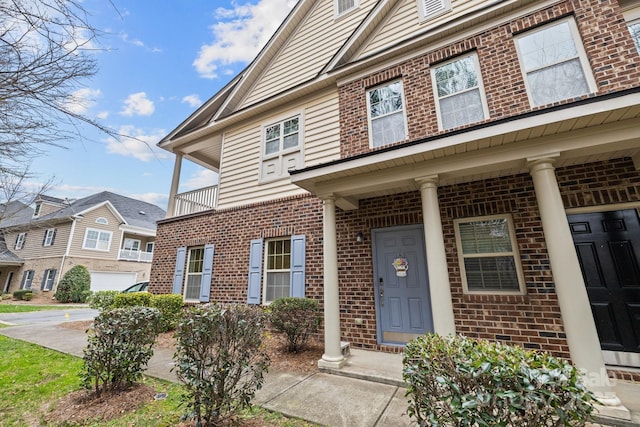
[172,185,217,217]
[118,249,154,263]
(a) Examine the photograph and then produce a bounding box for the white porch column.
[528,157,627,415]
[318,195,346,369]
[166,154,182,218]
[416,176,456,336]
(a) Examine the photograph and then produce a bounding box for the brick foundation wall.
[339,0,640,158]
[152,158,640,363]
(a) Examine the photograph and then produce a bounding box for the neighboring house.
[151,0,640,417]
[0,192,165,293]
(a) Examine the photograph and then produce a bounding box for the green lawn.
[0,304,83,313]
[0,335,316,426]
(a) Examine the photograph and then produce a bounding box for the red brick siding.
[339,0,640,158]
[152,158,639,363]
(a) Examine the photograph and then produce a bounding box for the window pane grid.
[630,21,640,54]
[516,19,591,106]
[185,247,205,301]
[266,238,291,303]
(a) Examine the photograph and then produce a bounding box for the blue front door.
[372,226,433,345]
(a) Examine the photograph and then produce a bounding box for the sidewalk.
[1,322,639,426]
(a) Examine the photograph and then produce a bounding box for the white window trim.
[96,217,108,225]
[43,228,55,247]
[431,52,489,131]
[334,0,359,19]
[15,232,26,250]
[417,0,451,22]
[627,18,640,54]
[82,227,112,252]
[33,203,41,217]
[183,246,204,303]
[514,17,597,108]
[262,237,291,304]
[366,79,409,149]
[146,242,155,253]
[454,214,526,295]
[259,112,304,183]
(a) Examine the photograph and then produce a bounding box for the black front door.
[568,209,640,353]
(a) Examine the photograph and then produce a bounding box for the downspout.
[55,217,77,292]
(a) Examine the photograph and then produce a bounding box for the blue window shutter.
[199,244,214,302]
[247,239,263,304]
[172,246,187,294]
[290,235,306,298]
[20,271,28,290]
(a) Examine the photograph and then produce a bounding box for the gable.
[234,0,377,111]
[352,0,516,62]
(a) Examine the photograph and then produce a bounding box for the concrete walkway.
[1,322,639,426]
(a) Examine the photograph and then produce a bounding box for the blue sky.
[26,0,297,210]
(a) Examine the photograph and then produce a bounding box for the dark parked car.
[121,281,149,293]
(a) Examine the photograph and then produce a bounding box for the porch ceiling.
[290,91,640,210]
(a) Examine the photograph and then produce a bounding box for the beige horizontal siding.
[218,92,341,209]
[69,205,123,260]
[239,0,375,109]
[361,0,488,57]
[5,222,71,260]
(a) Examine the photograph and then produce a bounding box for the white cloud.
[65,88,102,115]
[120,92,155,116]
[182,94,202,108]
[193,0,297,79]
[180,168,219,191]
[105,126,168,162]
[96,111,110,119]
[129,192,168,209]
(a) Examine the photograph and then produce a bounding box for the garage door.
[90,272,138,292]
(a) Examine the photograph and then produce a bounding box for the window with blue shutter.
[172,246,187,294]
[247,235,306,304]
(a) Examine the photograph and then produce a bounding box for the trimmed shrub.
[174,303,270,426]
[113,291,152,308]
[150,294,184,332]
[88,290,119,311]
[54,265,92,303]
[269,297,321,353]
[13,289,34,300]
[81,306,160,395]
[403,334,596,426]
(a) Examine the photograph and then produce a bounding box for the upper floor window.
[96,217,108,225]
[33,203,42,217]
[454,215,525,294]
[123,238,141,251]
[15,232,26,250]
[515,18,596,107]
[418,0,451,21]
[367,80,407,148]
[43,228,56,247]
[83,228,112,251]
[146,242,155,253]
[335,0,358,17]
[432,53,488,130]
[260,114,303,181]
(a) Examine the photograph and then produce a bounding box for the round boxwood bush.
[403,333,596,426]
[54,265,92,303]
